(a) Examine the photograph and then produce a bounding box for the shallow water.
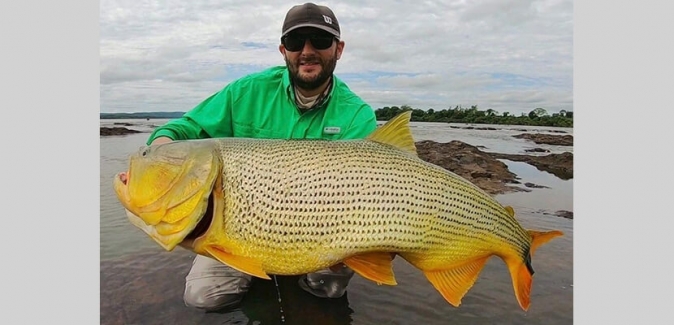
[100,120,573,324]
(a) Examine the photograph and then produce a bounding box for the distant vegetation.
[101,105,573,127]
[375,105,573,127]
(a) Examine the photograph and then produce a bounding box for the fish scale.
[115,110,563,311]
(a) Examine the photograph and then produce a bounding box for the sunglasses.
[282,34,336,51]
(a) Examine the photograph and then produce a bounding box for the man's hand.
[150,137,173,146]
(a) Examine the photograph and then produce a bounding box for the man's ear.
[279,44,286,56]
[335,40,345,60]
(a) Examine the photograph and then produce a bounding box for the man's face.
[280,27,344,91]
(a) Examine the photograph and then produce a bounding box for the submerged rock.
[513,133,573,146]
[415,140,574,194]
[101,126,142,136]
[490,151,574,180]
[415,140,527,195]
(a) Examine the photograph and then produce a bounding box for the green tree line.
[375,105,573,127]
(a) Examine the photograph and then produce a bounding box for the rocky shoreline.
[100,126,142,136]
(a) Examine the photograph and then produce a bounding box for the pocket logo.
[323,126,341,134]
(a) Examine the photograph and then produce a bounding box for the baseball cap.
[281,3,340,39]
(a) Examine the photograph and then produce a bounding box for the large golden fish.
[113,111,562,311]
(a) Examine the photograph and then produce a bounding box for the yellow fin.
[528,230,564,257]
[343,252,397,285]
[504,230,564,311]
[505,256,533,311]
[504,205,515,217]
[366,111,417,156]
[204,246,271,280]
[423,256,490,307]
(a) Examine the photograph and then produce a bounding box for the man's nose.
[300,39,317,53]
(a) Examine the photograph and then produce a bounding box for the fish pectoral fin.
[204,246,271,280]
[343,252,397,285]
[423,256,490,307]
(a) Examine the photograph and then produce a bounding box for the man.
[145,3,378,311]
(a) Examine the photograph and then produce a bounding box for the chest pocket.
[232,121,287,139]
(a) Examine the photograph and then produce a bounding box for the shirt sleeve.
[146,88,234,145]
[340,104,378,140]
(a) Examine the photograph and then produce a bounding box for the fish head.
[113,139,220,251]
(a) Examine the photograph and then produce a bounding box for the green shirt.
[146,66,377,144]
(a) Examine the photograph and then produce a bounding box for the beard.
[285,51,337,91]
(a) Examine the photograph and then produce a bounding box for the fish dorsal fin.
[423,256,490,307]
[367,111,417,156]
[343,252,398,285]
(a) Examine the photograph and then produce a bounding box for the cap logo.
[322,15,332,24]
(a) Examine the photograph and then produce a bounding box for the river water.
[100,119,573,325]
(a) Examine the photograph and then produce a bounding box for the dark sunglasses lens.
[310,37,333,50]
[284,37,305,51]
[284,36,334,51]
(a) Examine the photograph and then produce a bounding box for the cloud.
[100,0,573,115]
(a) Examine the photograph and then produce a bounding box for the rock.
[536,209,574,219]
[524,148,550,153]
[449,126,499,131]
[524,182,549,189]
[100,126,143,136]
[415,140,528,195]
[490,151,573,180]
[415,140,573,195]
[555,210,573,219]
[513,133,573,146]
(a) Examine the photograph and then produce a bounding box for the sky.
[99,0,573,116]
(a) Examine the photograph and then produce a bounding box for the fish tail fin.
[528,230,564,257]
[505,256,533,311]
[506,229,564,311]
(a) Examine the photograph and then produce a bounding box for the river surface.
[100,119,573,325]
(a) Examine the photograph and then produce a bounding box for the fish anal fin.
[528,230,564,257]
[343,252,397,285]
[204,246,271,280]
[366,111,417,156]
[423,256,490,307]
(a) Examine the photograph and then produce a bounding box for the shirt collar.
[283,67,335,111]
